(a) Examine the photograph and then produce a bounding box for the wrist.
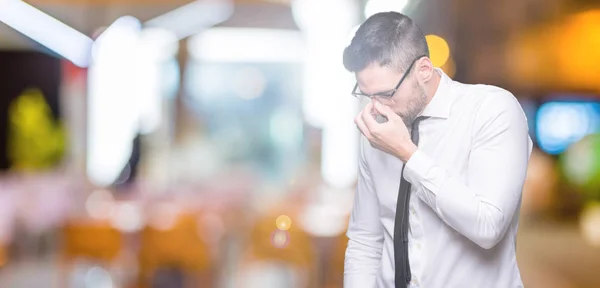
[395,141,418,163]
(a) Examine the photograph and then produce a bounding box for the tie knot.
[410,116,428,145]
[412,116,429,128]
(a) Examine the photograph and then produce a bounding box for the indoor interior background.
[0,0,599,287]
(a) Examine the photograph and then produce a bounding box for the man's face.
[355,63,427,125]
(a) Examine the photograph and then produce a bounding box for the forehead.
[356,63,401,95]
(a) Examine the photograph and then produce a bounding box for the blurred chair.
[60,220,123,287]
[236,209,317,288]
[137,212,214,288]
[0,244,7,269]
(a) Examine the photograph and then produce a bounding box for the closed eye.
[373,91,395,98]
[357,89,394,96]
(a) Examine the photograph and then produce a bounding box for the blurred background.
[0,0,599,287]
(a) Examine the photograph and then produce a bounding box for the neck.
[423,70,442,105]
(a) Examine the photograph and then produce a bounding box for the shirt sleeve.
[402,90,532,249]
[344,136,384,287]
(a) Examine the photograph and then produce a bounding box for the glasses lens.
[352,94,368,101]
[374,95,394,104]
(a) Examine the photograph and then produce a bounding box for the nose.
[372,97,387,107]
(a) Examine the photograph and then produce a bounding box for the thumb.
[373,101,395,118]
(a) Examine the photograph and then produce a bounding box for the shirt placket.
[408,125,428,288]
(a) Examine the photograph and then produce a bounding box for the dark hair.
[343,12,429,73]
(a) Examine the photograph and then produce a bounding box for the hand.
[354,101,418,162]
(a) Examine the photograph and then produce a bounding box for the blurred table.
[517,220,600,288]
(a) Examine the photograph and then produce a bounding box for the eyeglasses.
[351,55,427,102]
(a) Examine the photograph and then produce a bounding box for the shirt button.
[416,243,421,250]
[411,278,419,286]
[410,208,416,215]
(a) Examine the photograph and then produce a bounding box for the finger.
[362,102,380,131]
[373,100,397,119]
[355,111,372,138]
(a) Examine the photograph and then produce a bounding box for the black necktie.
[394,116,428,288]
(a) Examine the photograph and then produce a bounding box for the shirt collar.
[419,68,454,119]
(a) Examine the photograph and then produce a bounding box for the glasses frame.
[351,55,427,101]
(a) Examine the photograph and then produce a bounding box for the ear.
[416,57,435,84]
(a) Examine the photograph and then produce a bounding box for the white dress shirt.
[344,69,532,288]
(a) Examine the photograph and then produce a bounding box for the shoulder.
[449,82,528,139]
[458,84,526,124]
[468,86,529,142]
[466,84,522,113]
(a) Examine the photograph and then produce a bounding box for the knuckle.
[371,128,380,137]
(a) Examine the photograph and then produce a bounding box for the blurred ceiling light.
[291,0,359,187]
[425,34,450,68]
[292,0,357,32]
[145,0,233,40]
[134,28,177,135]
[322,122,358,189]
[87,16,142,187]
[188,28,304,63]
[113,163,132,185]
[92,16,142,60]
[364,0,409,19]
[137,27,179,63]
[0,0,93,67]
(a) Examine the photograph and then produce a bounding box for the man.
[343,12,531,288]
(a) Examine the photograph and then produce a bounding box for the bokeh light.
[440,55,455,78]
[271,229,290,249]
[580,202,600,247]
[109,201,144,233]
[85,189,115,220]
[555,10,600,91]
[148,202,180,231]
[560,134,600,199]
[84,266,114,288]
[425,34,450,68]
[275,215,292,231]
[537,101,600,155]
